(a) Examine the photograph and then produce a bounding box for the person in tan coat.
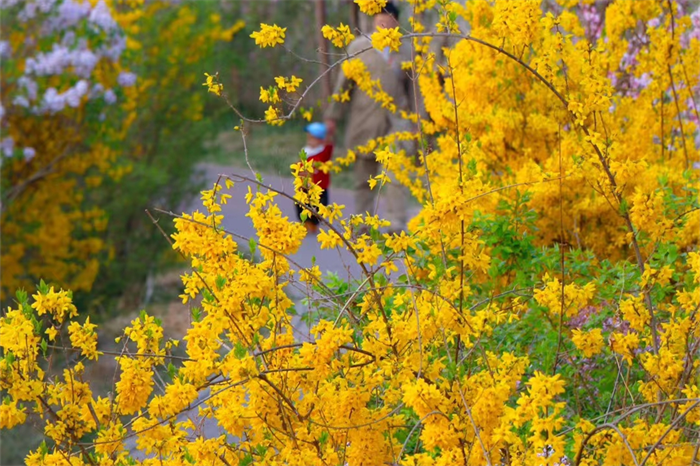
[324,2,419,233]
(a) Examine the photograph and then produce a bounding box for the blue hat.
[305,122,326,140]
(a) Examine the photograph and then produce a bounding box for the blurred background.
[0,0,367,317]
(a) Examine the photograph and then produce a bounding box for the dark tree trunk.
[348,0,359,34]
[315,0,332,108]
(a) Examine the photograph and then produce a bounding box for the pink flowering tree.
[0,0,138,298]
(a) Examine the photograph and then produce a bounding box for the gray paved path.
[197,163,363,281]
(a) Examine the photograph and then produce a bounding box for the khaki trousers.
[354,156,408,231]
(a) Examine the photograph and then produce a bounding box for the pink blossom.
[73,48,98,78]
[88,0,116,32]
[49,0,90,31]
[0,40,10,58]
[18,0,57,22]
[41,87,65,113]
[89,83,104,99]
[13,96,30,108]
[686,7,700,45]
[102,36,126,62]
[25,44,71,76]
[64,79,88,107]
[1,137,14,158]
[103,89,116,104]
[23,147,36,161]
[0,0,23,7]
[17,76,39,101]
[579,3,602,41]
[117,71,136,87]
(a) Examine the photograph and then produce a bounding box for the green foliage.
[78,1,242,316]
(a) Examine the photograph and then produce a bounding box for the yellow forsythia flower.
[45,326,58,342]
[300,266,322,283]
[250,23,286,48]
[259,86,280,104]
[202,72,223,96]
[371,26,402,52]
[321,23,355,48]
[274,75,303,93]
[689,252,700,284]
[609,332,640,364]
[219,19,245,41]
[31,286,78,324]
[264,106,284,126]
[355,0,387,15]
[318,228,344,249]
[571,328,605,358]
[67,317,100,360]
[0,401,27,429]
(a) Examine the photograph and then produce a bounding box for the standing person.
[295,122,333,234]
[324,1,418,234]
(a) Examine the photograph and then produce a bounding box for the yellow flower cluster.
[341,58,397,112]
[250,23,287,48]
[67,317,101,360]
[203,72,223,96]
[355,0,387,15]
[31,285,78,324]
[274,75,303,93]
[264,105,284,126]
[571,328,605,357]
[371,26,403,52]
[321,23,355,48]
[534,274,597,316]
[259,86,280,103]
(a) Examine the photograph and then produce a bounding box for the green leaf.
[191,307,202,322]
[15,288,28,305]
[467,158,477,174]
[215,275,226,290]
[255,444,267,457]
[234,342,247,360]
[40,339,48,357]
[619,199,629,215]
[319,430,330,447]
[249,238,257,256]
[240,453,254,466]
[168,363,177,379]
[38,279,49,294]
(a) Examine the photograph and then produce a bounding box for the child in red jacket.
[296,122,333,234]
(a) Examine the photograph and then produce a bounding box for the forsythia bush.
[2,1,700,465]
